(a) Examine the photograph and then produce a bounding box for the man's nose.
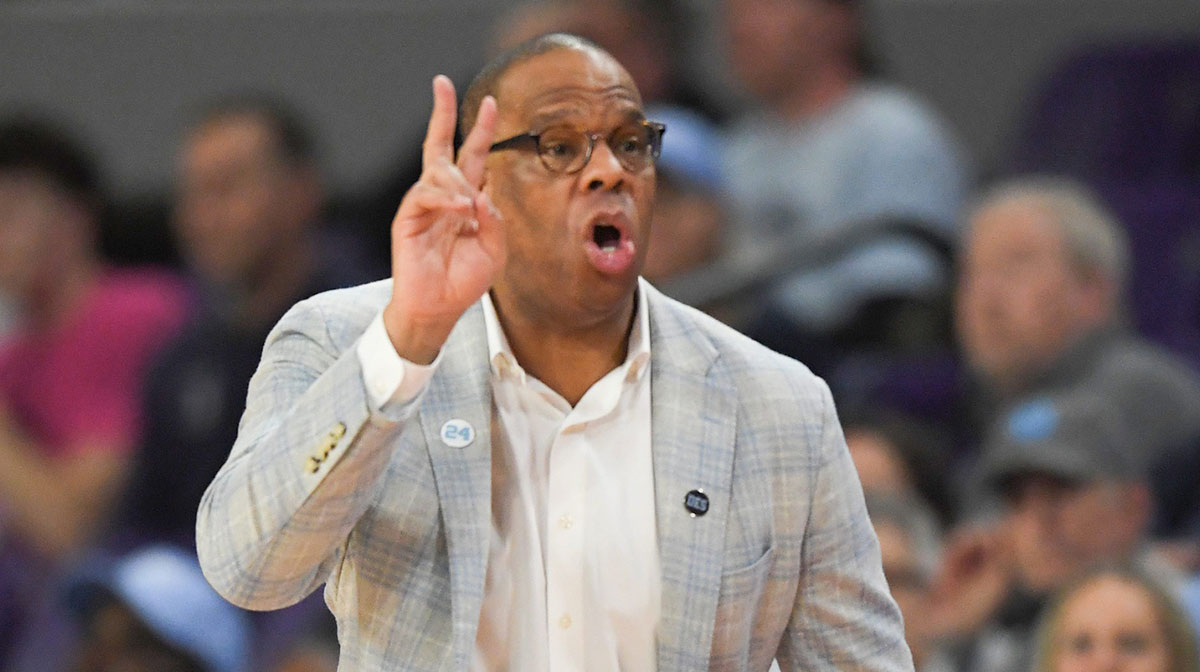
[579,139,626,192]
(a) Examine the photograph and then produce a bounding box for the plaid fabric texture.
[196,279,912,672]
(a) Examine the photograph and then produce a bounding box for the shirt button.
[558,514,574,530]
[559,613,572,629]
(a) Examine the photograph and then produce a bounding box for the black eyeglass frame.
[488,120,666,174]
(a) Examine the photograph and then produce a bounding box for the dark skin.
[382,46,655,405]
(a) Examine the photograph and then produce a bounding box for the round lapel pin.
[440,419,475,448]
[684,489,709,517]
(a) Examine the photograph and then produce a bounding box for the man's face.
[0,172,80,303]
[956,200,1097,390]
[723,0,848,103]
[484,47,655,328]
[1005,475,1142,594]
[175,114,315,290]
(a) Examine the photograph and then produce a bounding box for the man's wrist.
[381,305,452,365]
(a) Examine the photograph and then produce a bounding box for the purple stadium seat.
[1094,179,1200,368]
[1011,39,1200,180]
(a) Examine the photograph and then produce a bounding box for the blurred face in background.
[1048,575,1172,672]
[490,2,674,104]
[723,0,855,104]
[956,198,1102,391]
[175,113,318,291]
[846,428,914,497]
[1005,474,1146,594]
[0,171,89,306]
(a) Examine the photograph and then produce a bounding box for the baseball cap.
[978,393,1144,492]
[67,545,250,672]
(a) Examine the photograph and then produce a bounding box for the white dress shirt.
[357,281,660,672]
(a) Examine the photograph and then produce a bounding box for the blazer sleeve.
[775,380,915,672]
[196,298,419,610]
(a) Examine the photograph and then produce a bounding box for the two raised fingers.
[421,75,497,191]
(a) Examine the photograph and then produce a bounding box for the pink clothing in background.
[0,269,190,459]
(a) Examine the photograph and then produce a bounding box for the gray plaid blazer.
[196,279,911,672]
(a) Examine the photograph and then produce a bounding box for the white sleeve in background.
[356,312,440,410]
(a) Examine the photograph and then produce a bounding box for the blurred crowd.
[1,0,1199,671]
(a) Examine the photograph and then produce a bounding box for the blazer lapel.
[417,302,494,670]
[647,289,739,671]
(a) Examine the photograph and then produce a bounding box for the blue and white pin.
[440,419,475,448]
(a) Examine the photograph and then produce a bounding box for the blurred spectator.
[865,493,953,672]
[927,393,1178,672]
[66,544,250,672]
[955,177,1200,521]
[1031,566,1199,672]
[489,0,721,119]
[844,411,954,526]
[720,0,968,374]
[0,117,189,562]
[641,105,726,286]
[112,96,375,547]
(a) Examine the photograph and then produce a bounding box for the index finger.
[457,95,497,188]
[422,74,458,169]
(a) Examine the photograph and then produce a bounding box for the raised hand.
[924,524,1014,640]
[382,75,505,364]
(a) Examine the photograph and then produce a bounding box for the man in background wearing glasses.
[196,33,908,672]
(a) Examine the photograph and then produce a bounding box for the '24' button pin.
[440,419,475,448]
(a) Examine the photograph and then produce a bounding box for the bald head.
[459,32,632,137]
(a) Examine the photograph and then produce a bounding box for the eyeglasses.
[489,120,666,175]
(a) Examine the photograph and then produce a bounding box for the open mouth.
[583,215,636,275]
[593,224,621,251]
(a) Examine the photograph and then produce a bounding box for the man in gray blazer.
[196,33,910,672]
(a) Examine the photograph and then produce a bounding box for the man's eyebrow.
[527,106,647,131]
[527,108,581,128]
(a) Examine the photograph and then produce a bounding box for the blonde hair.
[1032,565,1200,672]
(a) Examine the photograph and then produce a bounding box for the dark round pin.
[684,489,709,517]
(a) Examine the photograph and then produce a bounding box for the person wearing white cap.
[67,545,249,672]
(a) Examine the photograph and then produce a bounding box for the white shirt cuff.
[357,312,440,410]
